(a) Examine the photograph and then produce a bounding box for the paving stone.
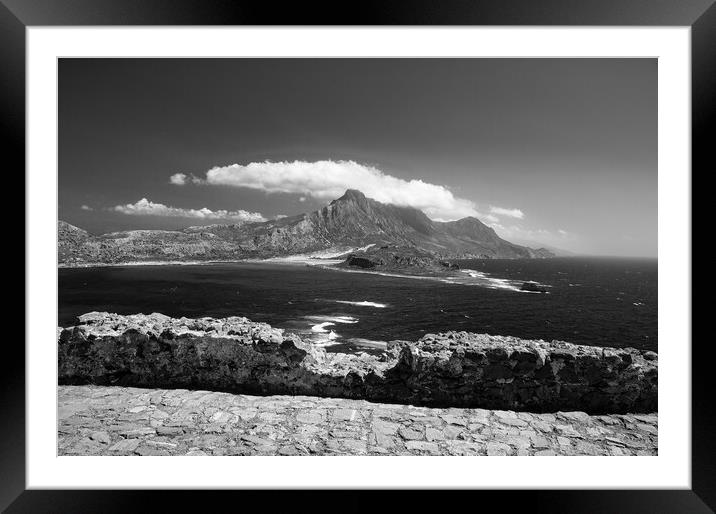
[442,425,463,440]
[586,427,604,437]
[296,411,324,424]
[89,431,111,444]
[469,411,490,423]
[330,429,363,439]
[145,439,178,448]
[425,427,444,442]
[635,423,658,436]
[493,411,516,420]
[157,426,184,436]
[210,411,233,423]
[530,436,552,449]
[373,421,400,435]
[498,435,531,449]
[117,427,156,437]
[499,417,529,428]
[605,436,626,446]
[372,432,396,449]
[240,434,275,447]
[278,446,300,456]
[69,437,103,454]
[398,427,424,441]
[58,385,658,457]
[596,415,622,426]
[555,425,581,437]
[440,414,468,426]
[558,411,590,422]
[486,442,511,456]
[231,408,258,421]
[446,441,484,455]
[341,439,368,454]
[333,409,359,421]
[135,445,169,456]
[405,441,440,453]
[108,438,140,453]
[418,417,443,427]
[259,412,283,423]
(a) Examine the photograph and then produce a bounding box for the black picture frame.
[5,0,712,511]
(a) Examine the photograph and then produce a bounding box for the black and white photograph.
[56,57,658,457]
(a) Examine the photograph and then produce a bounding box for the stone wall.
[58,312,657,414]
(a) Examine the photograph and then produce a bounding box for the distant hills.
[509,238,578,257]
[58,189,554,266]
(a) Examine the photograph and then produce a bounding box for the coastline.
[57,256,344,269]
[58,258,549,294]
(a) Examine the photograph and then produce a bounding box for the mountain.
[508,238,578,257]
[58,189,554,266]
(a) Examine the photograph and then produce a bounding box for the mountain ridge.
[58,189,555,265]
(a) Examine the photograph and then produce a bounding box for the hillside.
[58,189,554,265]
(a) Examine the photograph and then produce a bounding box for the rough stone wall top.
[58,313,657,414]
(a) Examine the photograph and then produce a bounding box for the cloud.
[490,223,577,248]
[491,224,551,239]
[489,206,524,219]
[169,173,187,185]
[179,160,492,221]
[112,198,266,222]
[169,173,203,186]
[80,205,93,211]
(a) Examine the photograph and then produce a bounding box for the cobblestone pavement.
[58,386,658,456]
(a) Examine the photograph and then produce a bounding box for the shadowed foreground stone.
[58,312,658,414]
[58,385,657,456]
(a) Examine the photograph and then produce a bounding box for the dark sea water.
[58,257,657,355]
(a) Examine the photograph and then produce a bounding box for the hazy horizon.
[59,58,657,258]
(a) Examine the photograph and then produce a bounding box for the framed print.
[5,0,713,511]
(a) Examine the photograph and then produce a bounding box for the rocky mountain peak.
[337,189,367,201]
[330,189,372,209]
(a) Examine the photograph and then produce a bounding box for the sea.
[58,257,657,355]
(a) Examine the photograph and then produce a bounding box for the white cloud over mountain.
[172,160,514,222]
[489,206,524,219]
[112,198,266,222]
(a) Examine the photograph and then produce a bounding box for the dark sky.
[59,58,656,257]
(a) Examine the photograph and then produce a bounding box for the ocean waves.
[316,260,549,294]
[334,300,387,308]
[438,269,550,293]
[301,314,360,347]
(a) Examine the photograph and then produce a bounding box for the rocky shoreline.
[59,312,657,414]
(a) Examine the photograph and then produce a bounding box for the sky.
[59,58,657,257]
